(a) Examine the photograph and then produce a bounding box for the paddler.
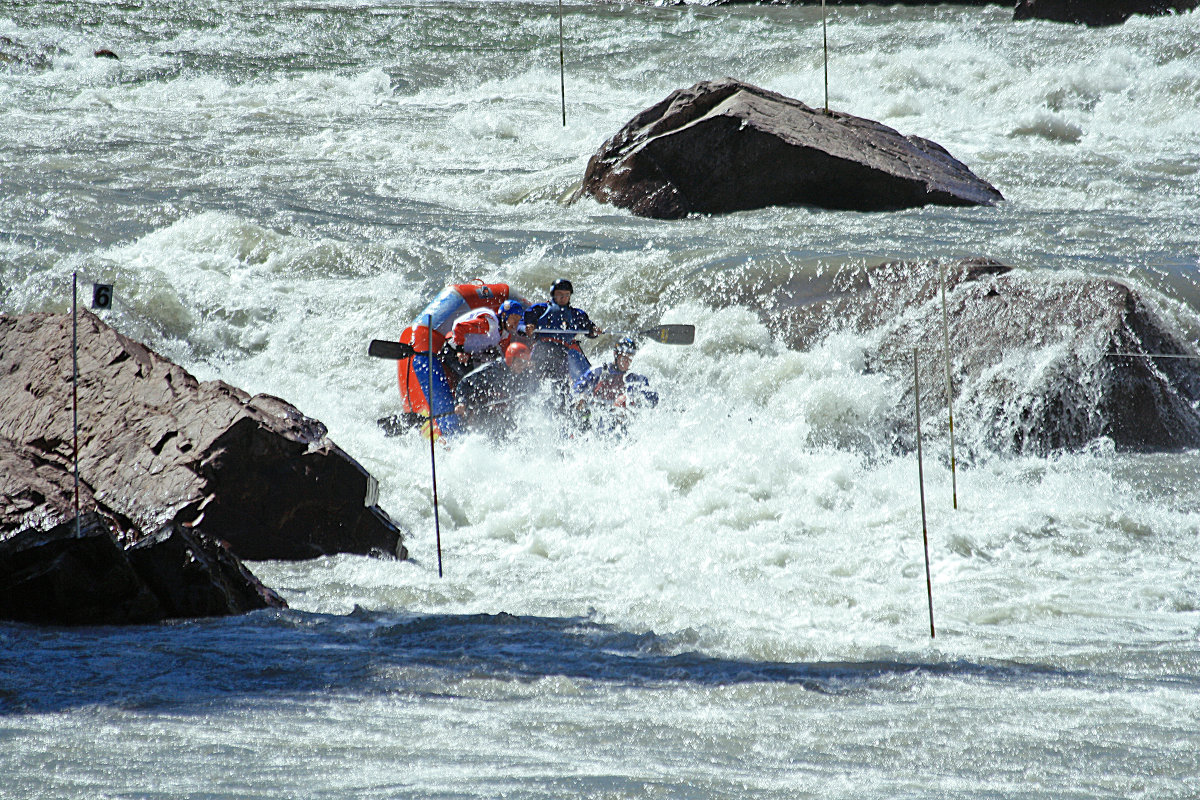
[443,299,527,381]
[574,336,659,410]
[453,341,538,437]
[524,278,604,393]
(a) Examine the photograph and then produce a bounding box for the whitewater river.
[2,1,1199,797]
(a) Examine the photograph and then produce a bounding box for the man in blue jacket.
[574,336,659,410]
[524,278,604,395]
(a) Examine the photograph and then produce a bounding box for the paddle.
[636,324,694,345]
[370,325,694,359]
[368,339,415,360]
[531,324,695,344]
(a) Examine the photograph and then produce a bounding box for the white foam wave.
[1010,111,1084,143]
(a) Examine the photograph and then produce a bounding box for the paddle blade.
[368,339,415,360]
[638,324,695,345]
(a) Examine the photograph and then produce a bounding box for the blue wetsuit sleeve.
[627,373,658,407]
[574,367,601,395]
[524,304,546,330]
[575,308,599,337]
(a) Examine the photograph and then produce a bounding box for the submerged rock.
[0,35,53,71]
[572,78,1002,219]
[1014,0,1199,26]
[0,311,406,562]
[771,260,1200,455]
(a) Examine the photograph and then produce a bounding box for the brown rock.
[0,511,162,625]
[0,503,287,625]
[125,521,287,618]
[1,434,287,624]
[572,78,1002,219]
[702,1,998,5]
[0,311,406,561]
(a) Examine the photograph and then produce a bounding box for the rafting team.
[440,278,658,437]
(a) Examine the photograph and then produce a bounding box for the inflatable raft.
[396,281,527,436]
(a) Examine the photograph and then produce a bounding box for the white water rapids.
[2,2,1199,797]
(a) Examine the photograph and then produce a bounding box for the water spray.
[558,0,566,127]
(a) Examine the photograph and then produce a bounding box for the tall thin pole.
[72,272,80,537]
[939,263,958,510]
[558,0,566,127]
[914,348,935,638]
[427,315,444,578]
[822,0,829,113]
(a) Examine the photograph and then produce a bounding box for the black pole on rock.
[72,272,80,538]
[558,0,567,126]
[914,348,935,639]
[427,315,444,578]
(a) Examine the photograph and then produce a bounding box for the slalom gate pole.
[822,0,829,113]
[914,348,935,638]
[939,263,958,510]
[72,272,80,537]
[427,315,444,578]
[558,0,566,127]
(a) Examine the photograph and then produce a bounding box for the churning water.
[2,1,1199,797]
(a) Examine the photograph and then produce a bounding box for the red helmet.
[505,341,532,367]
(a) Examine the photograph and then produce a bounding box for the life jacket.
[576,364,658,408]
[590,366,629,405]
[526,302,595,345]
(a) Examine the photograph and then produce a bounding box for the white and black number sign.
[92,283,114,310]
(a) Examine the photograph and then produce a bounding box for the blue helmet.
[614,336,638,356]
[499,299,524,317]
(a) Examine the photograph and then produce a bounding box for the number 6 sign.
[92,283,113,310]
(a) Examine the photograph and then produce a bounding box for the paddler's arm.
[579,309,603,338]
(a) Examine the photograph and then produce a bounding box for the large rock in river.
[768,260,1200,455]
[1,435,286,624]
[1014,0,1199,26]
[572,78,1003,219]
[0,311,406,561]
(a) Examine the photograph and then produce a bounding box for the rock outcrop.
[572,78,1002,219]
[770,260,1200,455]
[0,311,406,561]
[0,505,286,626]
[1014,0,1198,25]
[2,434,286,624]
